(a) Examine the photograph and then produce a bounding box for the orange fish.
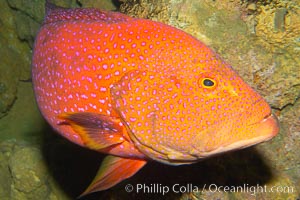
[32,2,279,196]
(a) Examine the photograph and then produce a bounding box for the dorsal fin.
[45,1,60,15]
[43,1,133,25]
[45,1,65,21]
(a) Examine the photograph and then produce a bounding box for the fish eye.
[199,78,216,89]
[203,79,214,86]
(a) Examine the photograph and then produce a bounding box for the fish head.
[111,41,279,164]
[186,54,279,158]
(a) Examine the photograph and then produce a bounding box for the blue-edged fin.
[80,155,147,197]
[58,112,124,150]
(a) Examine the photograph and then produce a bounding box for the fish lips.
[249,113,279,143]
[202,113,278,158]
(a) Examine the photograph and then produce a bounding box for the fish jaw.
[191,113,279,158]
[140,113,279,165]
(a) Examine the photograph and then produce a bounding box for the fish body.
[32,3,279,195]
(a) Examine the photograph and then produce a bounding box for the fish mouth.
[246,112,272,127]
[263,112,272,120]
[244,113,279,147]
[197,113,279,157]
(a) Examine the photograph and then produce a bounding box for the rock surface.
[0,0,299,199]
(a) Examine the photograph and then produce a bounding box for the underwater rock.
[0,140,70,200]
[78,0,118,10]
[266,99,300,191]
[0,142,12,200]
[0,0,299,199]
[9,144,50,199]
[0,42,18,119]
[0,80,45,141]
[7,0,45,47]
[254,0,300,108]
[0,1,30,118]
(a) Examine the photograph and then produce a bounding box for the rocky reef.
[0,0,299,199]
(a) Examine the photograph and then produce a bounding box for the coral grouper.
[32,2,279,196]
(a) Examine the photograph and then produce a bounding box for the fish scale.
[32,2,279,196]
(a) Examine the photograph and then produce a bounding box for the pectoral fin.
[80,155,147,196]
[58,112,125,150]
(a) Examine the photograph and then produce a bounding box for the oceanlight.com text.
[124,183,295,196]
